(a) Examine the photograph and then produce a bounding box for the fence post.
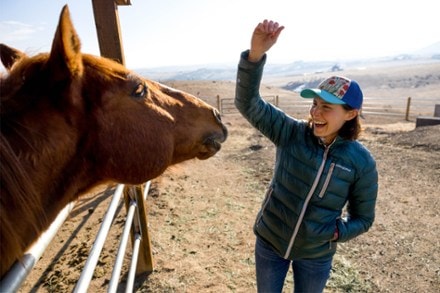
[217,95,221,113]
[434,104,440,117]
[405,97,411,121]
[124,184,154,275]
[275,95,279,107]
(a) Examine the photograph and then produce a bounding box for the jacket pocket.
[318,163,335,198]
[256,186,273,224]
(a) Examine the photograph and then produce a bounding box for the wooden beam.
[90,0,155,275]
[91,0,125,65]
[115,0,131,5]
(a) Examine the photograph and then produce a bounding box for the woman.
[235,20,378,293]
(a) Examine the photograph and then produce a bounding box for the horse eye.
[132,83,147,98]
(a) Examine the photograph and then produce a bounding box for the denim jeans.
[255,237,333,293]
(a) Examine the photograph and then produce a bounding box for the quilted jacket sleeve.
[234,50,298,146]
[336,147,378,242]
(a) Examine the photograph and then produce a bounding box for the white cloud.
[0,20,45,43]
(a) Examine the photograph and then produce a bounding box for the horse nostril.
[212,108,222,123]
[212,108,228,140]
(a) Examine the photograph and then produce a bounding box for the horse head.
[0,4,227,277]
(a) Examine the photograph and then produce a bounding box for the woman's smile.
[310,98,357,144]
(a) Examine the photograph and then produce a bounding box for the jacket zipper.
[284,143,332,259]
[318,163,335,198]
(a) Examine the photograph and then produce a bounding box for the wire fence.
[217,94,440,123]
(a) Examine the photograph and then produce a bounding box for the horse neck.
[3,125,97,235]
[0,132,100,277]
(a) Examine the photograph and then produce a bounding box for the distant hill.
[136,42,440,82]
[137,60,345,82]
[411,41,440,57]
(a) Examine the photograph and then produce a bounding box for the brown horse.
[0,5,227,278]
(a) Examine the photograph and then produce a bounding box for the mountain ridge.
[137,48,440,82]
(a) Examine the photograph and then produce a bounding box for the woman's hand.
[248,19,285,62]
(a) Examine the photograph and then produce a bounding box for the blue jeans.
[255,237,333,293]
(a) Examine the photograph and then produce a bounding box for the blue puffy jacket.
[235,51,378,260]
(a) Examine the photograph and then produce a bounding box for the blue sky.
[1,0,439,69]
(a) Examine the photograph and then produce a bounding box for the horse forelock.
[82,54,128,81]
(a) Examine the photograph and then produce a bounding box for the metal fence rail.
[0,202,76,292]
[0,182,153,293]
[75,182,153,292]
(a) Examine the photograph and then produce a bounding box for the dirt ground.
[18,62,440,292]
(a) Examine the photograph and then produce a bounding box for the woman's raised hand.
[248,19,285,62]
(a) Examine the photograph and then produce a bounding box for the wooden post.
[405,97,411,121]
[91,0,153,275]
[123,185,154,274]
[91,0,126,64]
[434,104,440,117]
[133,184,154,274]
[114,0,131,4]
[217,95,221,113]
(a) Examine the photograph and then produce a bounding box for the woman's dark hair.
[308,104,361,140]
[339,104,361,140]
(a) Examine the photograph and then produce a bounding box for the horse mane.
[0,134,46,271]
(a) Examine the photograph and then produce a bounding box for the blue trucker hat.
[300,76,363,110]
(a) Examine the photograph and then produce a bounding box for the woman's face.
[310,97,358,144]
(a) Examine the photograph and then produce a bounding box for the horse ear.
[0,44,26,71]
[46,5,83,80]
